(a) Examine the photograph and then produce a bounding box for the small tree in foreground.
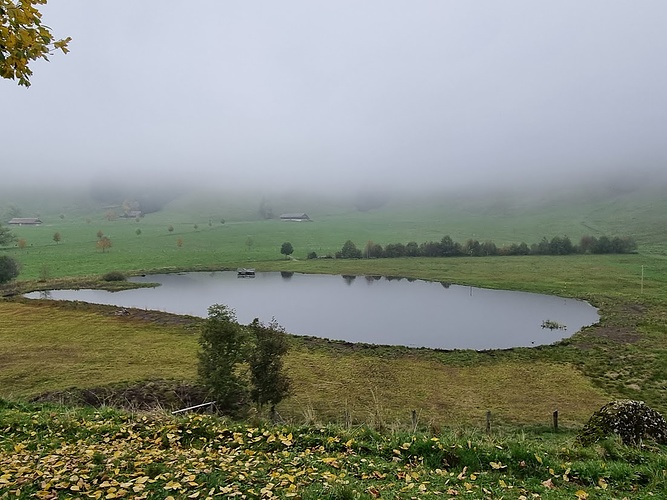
[198,305,249,415]
[0,256,20,284]
[53,232,61,244]
[198,304,291,417]
[247,318,291,414]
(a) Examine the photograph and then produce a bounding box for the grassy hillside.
[2,183,667,281]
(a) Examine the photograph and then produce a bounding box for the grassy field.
[3,183,667,281]
[2,185,667,498]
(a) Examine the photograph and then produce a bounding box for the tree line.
[335,234,638,259]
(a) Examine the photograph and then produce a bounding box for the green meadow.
[2,184,667,498]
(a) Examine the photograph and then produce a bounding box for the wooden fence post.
[553,410,559,432]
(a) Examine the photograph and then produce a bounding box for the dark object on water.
[578,400,667,446]
[237,268,256,277]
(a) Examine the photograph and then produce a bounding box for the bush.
[578,400,667,446]
[307,251,318,259]
[102,271,126,282]
[0,256,20,284]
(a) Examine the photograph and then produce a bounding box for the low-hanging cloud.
[2,1,666,194]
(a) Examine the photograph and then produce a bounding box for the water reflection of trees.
[342,275,356,285]
[280,271,294,281]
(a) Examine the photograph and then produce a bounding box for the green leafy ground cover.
[1,401,666,499]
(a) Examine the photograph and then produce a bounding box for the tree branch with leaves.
[0,0,70,86]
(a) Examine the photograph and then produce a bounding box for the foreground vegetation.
[1,401,666,499]
[2,185,667,497]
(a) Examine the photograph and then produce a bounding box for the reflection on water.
[25,272,599,350]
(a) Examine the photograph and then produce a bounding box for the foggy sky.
[3,1,667,192]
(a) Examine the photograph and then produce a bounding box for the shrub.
[0,256,20,284]
[102,271,126,282]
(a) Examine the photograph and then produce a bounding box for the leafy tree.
[480,240,498,256]
[532,237,551,255]
[336,240,362,259]
[610,236,637,254]
[176,237,183,247]
[0,223,15,246]
[167,224,174,233]
[462,239,482,257]
[247,318,291,413]
[0,0,71,87]
[198,304,248,415]
[383,242,405,258]
[578,235,597,254]
[363,240,383,259]
[405,241,419,257]
[96,236,112,253]
[280,241,294,258]
[96,230,103,239]
[52,231,61,244]
[440,235,461,257]
[592,235,612,254]
[135,228,141,236]
[17,238,26,249]
[548,235,574,255]
[419,240,442,257]
[306,251,317,260]
[0,255,19,283]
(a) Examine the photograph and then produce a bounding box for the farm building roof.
[8,218,42,225]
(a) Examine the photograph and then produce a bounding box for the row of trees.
[198,305,290,417]
[336,234,638,260]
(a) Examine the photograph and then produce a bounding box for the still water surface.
[27,272,598,350]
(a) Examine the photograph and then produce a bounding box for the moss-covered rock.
[578,400,667,446]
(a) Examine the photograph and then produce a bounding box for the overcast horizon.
[3,1,667,193]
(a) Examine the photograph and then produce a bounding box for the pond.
[26,271,599,350]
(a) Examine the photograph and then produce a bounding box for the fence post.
[553,410,559,432]
[486,410,491,434]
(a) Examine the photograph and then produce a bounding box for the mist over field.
[2,1,666,196]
